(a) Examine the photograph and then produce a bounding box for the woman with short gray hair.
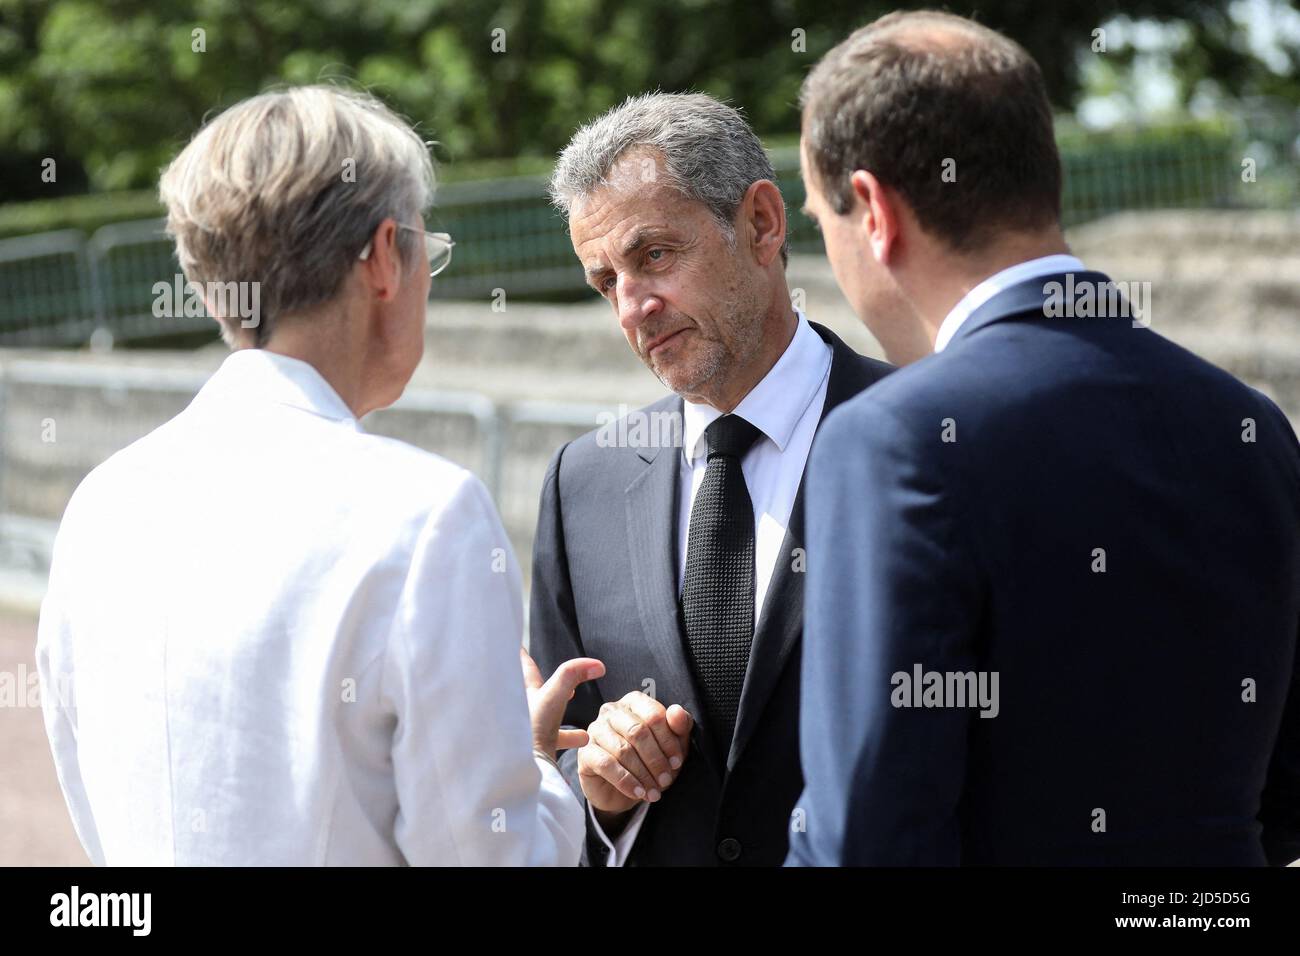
[38,84,602,866]
[160,84,442,349]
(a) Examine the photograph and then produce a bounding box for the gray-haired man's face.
[569,150,765,404]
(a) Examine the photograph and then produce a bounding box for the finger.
[623,692,687,773]
[519,647,544,691]
[533,657,605,729]
[591,726,660,801]
[541,657,605,701]
[556,727,589,751]
[605,701,675,790]
[579,744,649,803]
[665,704,694,758]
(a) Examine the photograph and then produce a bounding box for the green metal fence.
[1,119,1295,347]
[0,231,99,346]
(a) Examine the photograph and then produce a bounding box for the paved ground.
[0,607,88,866]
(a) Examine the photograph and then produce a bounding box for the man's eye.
[600,276,616,293]
[647,248,666,261]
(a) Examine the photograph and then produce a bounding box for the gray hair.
[159,84,435,346]
[549,92,788,261]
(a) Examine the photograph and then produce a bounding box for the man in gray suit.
[529,92,891,865]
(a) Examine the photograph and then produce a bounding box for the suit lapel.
[725,324,889,772]
[624,413,726,778]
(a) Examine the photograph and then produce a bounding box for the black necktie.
[680,413,763,760]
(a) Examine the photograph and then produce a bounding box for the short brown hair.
[800,10,1061,252]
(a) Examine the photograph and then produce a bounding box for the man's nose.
[617,274,663,332]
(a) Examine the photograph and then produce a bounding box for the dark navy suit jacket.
[788,273,1300,866]
[530,322,891,865]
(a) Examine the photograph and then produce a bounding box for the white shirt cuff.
[587,800,650,867]
[533,754,586,866]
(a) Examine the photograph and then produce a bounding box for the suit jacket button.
[717,838,742,862]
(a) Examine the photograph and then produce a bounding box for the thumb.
[535,658,600,712]
[665,703,694,742]
[536,657,605,722]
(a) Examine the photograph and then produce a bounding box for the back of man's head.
[800,10,1061,254]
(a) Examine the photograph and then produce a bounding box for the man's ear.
[850,170,898,266]
[360,218,402,302]
[742,179,787,267]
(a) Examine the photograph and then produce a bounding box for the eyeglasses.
[358,224,455,278]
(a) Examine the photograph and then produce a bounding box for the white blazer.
[36,348,583,865]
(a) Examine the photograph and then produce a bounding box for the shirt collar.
[196,348,359,424]
[934,254,1085,353]
[682,311,832,465]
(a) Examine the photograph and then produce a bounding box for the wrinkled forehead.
[569,159,710,256]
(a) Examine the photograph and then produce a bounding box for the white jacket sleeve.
[381,473,584,865]
[35,524,107,867]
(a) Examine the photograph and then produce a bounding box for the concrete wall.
[1,209,1296,606]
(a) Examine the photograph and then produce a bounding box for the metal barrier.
[430,176,587,299]
[0,231,96,345]
[0,359,613,575]
[88,219,203,340]
[497,399,619,533]
[2,120,1296,347]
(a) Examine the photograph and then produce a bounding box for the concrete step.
[420,254,882,372]
[417,255,886,403]
[1069,210,1300,260]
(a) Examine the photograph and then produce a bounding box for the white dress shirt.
[933,254,1086,352]
[592,311,833,864]
[36,348,584,866]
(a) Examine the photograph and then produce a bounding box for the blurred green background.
[3,0,1299,199]
[1,0,1297,347]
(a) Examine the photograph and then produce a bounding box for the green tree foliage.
[0,0,1294,202]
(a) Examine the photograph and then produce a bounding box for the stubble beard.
[650,334,726,398]
[643,267,769,404]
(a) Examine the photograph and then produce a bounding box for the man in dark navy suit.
[531,93,891,865]
[789,10,1300,866]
